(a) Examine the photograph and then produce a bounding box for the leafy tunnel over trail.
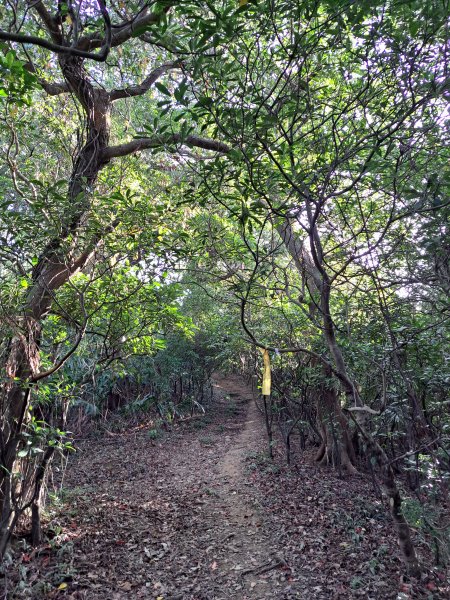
[0,0,449,597]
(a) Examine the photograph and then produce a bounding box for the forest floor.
[3,374,449,599]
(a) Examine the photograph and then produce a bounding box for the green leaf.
[155,82,171,96]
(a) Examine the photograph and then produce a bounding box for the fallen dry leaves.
[2,374,449,599]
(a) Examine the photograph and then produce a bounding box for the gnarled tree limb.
[102,134,230,160]
[0,30,108,60]
[27,0,61,44]
[2,0,112,62]
[110,61,182,101]
[76,4,172,53]
[38,79,69,95]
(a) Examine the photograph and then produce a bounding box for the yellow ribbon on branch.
[259,348,271,396]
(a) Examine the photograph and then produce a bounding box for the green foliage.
[147,428,161,440]
[0,47,37,105]
[18,418,73,459]
[0,0,448,568]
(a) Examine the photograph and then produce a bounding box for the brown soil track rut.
[207,373,287,598]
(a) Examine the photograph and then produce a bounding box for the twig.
[241,557,287,576]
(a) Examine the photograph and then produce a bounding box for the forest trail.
[9,375,448,599]
[31,374,295,600]
[206,374,287,598]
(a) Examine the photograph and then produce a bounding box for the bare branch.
[27,0,62,44]
[22,61,69,95]
[0,29,111,61]
[345,406,381,416]
[31,300,87,383]
[2,0,112,62]
[76,5,172,53]
[38,80,69,95]
[102,134,230,161]
[110,61,182,101]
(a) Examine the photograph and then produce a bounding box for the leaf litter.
[2,374,449,599]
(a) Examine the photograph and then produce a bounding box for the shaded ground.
[3,374,449,599]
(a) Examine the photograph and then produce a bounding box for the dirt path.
[7,374,448,599]
[8,373,292,600]
[203,374,288,598]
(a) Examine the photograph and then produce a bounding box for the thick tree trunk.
[277,214,420,572]
[314,377,357,474]
[0,56,111,556]
[0,318,40,541]
[277,218,359,471]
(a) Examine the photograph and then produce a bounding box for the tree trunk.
[314,378,357,474]
[277,214,419,572]
[277,218,359,468]
[263,395,274,459]
[0,318,40,547]
[0,56,111,556]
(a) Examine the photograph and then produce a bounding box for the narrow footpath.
[201,374,289,598]
[26,374,293,599]
[6,374,448,599]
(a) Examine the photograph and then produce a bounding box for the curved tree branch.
[33,61,181,99]
[0,30,108,60]
[27,0,61,43]
[38,79,69,95]
[30,313,87,383]
[102,134,230,160]
[2,0,112,62]
[76,4,173,53]
[110,61,182,101]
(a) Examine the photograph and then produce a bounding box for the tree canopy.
[0,0,449,587]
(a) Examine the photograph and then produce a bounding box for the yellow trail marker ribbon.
[259,348,271,396]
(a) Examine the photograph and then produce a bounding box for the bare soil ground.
[3,374,449,599]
